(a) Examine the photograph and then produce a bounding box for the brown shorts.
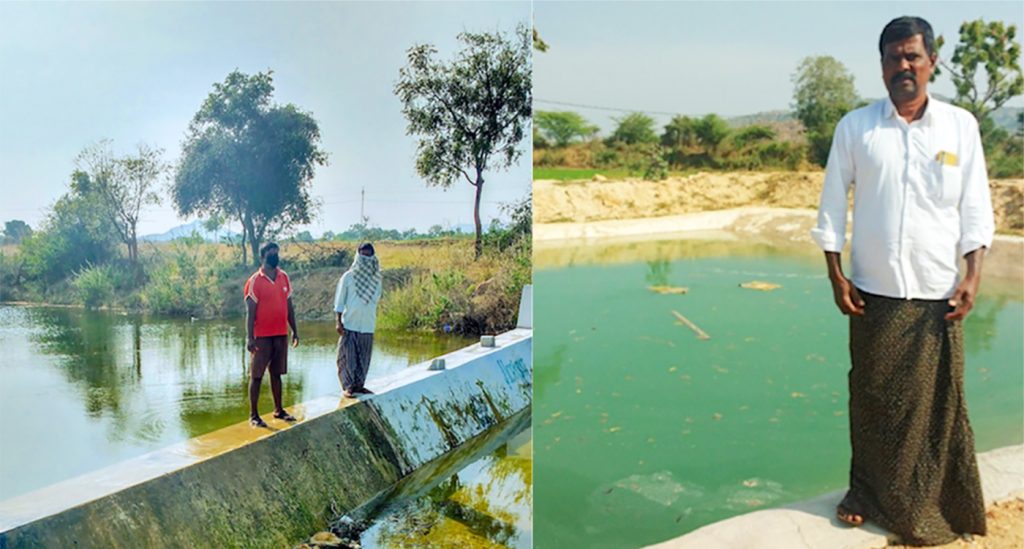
[250,335,288,378]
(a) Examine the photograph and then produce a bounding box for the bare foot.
[836,505,864,527]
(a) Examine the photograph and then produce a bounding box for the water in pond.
[320,410,532,549]
[0,306,470,501]
[533,236,1023,549]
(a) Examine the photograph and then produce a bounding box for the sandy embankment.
[534,171,1024,279]
[534,171,1024,237]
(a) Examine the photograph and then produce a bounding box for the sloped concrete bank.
[0,294,533,548]
[646,445,1024,549]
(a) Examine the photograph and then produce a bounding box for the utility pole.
[360,187,365,222]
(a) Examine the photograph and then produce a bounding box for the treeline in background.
[535,19,1023,181]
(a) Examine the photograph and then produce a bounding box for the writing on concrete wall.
[497,357,530,387]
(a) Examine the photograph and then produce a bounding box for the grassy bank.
[0,237,531,336]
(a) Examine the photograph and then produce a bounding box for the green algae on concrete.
[303,408,532,548]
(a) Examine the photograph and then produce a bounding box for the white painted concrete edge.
[534,207,813,242]
[645,444,1024,549]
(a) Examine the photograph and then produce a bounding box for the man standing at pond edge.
[812,16,993,545]
[335,242,383,398]
[244,242,299,427]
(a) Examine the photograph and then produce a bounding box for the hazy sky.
[0,1,531,236]
[535,1,1024,133]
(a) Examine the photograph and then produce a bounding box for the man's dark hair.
[879,16,935,57]
[358,242,375,256]
[260,242,279,260]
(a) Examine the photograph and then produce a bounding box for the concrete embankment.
[645,444,1024,549]
[0,290,533,548]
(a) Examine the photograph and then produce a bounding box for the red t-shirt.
[244,268,292,338]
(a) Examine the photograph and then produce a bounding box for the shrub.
[73,264,115,308]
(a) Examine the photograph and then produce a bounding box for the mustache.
[891,71,916,85]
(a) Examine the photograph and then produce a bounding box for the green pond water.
[533,237,1023,549]
[330,411,532,549]
[0,305,470,502]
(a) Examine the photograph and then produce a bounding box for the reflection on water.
[533,236,1023,549]
[0,306,470,501]
[338,411,531,549]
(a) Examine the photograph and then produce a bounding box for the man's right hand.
[247,337,259,353]
[830,275,865,316]
[336,323,345,336]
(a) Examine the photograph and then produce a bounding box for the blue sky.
[535,1,1024,133]
[0,1,531,235]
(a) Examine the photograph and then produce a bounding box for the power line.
[535,98,686,117]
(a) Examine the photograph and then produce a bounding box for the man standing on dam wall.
[334,242,383,399]
[244,242,300,427]
[812,16,994,546]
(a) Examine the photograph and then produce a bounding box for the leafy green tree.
[661,116,699,151]
[694,114,731,156]
[792,56,859,167]
[292,230,314,242]
[608,112,658,145]
[535,111,599,146]
[2,220,32,245]
[173,70,327,265]
[75,140,166,269]
[22,172,119,283]
[533,27,549,52]
[730,125,776,150]
[936,19,1024,125]
[396,25,532,259]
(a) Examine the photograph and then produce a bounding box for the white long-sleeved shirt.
[333,271,382,333]
[811,96,995,300]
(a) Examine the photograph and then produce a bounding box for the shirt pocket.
[928,160,962,208]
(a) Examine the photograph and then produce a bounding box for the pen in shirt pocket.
[935,151,959,167]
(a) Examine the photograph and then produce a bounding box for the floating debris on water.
[790,392,806,398]
[740,281,782,291]
[648,285,689,295]
[671,310,711,340]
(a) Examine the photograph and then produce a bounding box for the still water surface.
[0,306,470,501]
[533,237,1023,549]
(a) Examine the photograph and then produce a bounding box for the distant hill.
[141,220,239,243]
[726,100,1021,134]
[991,106,1023,132]
[727,110,795,127]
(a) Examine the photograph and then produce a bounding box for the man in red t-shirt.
[243,242,299,427]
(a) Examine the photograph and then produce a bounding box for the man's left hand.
[291,334,300,348]
[945,276,980,321]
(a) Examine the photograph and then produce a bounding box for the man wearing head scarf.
[334,242,383,398]
[812,16,992,545]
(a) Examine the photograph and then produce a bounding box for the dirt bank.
[534,171,1024,236]
[887,496,1023,549]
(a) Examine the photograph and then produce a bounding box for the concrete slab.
[646,445,1024,549]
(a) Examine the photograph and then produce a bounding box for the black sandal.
[273,410,297,422]
[250,416,268,428]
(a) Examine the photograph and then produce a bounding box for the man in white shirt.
[812,16,991,545]
[334,242,383,398]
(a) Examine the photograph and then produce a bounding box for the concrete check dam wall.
[0,288,533,548]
